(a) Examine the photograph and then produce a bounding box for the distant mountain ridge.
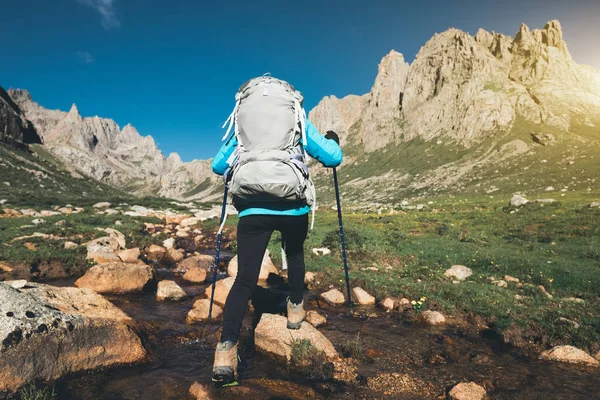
[6,89,221,201]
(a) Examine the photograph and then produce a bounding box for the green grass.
[248,195,600,355]
[289,338,332,380]
[17,383,56,400]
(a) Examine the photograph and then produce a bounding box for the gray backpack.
[221,74,316,215]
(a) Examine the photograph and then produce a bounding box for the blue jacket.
[212,120,342,217]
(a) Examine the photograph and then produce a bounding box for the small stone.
[538,285,553,299]
[381,298,395,311]
[320,289,345,306]
[183,267,207,283]
[117,248,141,264]
[186,299,222,323]
[421,310,446,326]
[398,298,411,306]
[163,238,175,250]
[227,251,277,281]
[189,382,213,400]
[510,194,528,207]
[161,247,184,266]
[556,317,580,329]
[156,280,187,301]
[504,275,520,283]
[449,382,487,400]
[146,245,167,261]
[3,280,28,289]
[589,202,600,208]
[540,345,599,366]
[93,202,111,208]
[312,247,331,256]
[180,217,199,227]
[23,242,37,251]
[444,265,473,281]
[351,287,376,305]
[64,241,78,250]
[494,280,508,288]
[176,230,190,238]
[305,310,327,327]
[304,271,315,284]
[562,297,585,304]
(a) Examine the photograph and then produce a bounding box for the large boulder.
[227,251,278,281]
[183,267,207,283]
[0,282,146,394]
[320,289,345,306]
[74,262,155,294]
[540,345,599,366]
[255,314,338,361]
[204,277,235,306]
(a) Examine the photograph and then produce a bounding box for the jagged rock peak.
[7,88,32,102]
[542,20,568,54]
[167,152,183,169]
[66,104,82,121]
[474,28,493,48]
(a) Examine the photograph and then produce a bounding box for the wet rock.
[93,202,111,208]
[510,194,528,207]
[0,283,145,394]
[156,280,187,301]
[117,248,140,263]
[204,277,235,306]
[311,247,331,256]
[540,345,598,366]
[305,310,327,327]
[189,382,213,399]
[304,271,315,284]
[186,299,222,323]
[161,247,184,266]
[381,298,395,311]
[146,244,167,261]
[351,287,375,305]
[183,267,207,283]
[448,382,487,400]
[320,288,345,305]
[227,251,278,281]
[174,255,214,274]
[367,371,436,397]
[75,262,155,294]
[255,314,338,361]
[421,311,446,326]
[444,265,472,281]
[64,241,78,250]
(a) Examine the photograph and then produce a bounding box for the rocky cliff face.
[309,20,600,203]
[0,87,41,149]
[6,90,220,200]
[310,20,600,151]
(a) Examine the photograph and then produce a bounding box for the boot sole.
[287,321,302,330]
[212,374,239,388]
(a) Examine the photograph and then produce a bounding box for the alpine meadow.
[1,11,599,400]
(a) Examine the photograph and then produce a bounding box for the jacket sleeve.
[211,135,238,176]
[305,120,343,168]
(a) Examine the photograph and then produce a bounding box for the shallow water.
[55,271,600,399]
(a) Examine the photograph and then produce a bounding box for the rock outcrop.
[0,86,41,149]
[0,282,146,394]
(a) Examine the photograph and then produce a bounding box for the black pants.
[220,214,308,343]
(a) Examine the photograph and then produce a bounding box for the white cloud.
[77,0,121,30]
[76,52,96,64]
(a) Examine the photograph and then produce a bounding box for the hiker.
[210,75,342,387]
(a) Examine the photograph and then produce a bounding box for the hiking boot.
[212,341,239,387]
[287,298,305,330]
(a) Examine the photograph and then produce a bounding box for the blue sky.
[2,0,599,161]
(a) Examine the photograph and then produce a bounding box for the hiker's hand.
[325,131,340,144]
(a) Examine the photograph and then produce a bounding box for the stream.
[51,267,599,399]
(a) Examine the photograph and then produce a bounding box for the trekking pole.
[208,183,230,323]
[333,167,352,306]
